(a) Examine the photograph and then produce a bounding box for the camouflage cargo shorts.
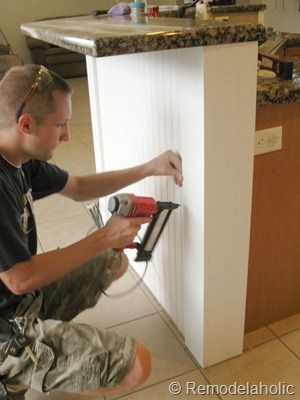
[0,249,137,394]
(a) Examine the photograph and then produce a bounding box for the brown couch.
[25,36,87,79]
[0,44,23,80]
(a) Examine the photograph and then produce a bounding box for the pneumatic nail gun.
[108,193,179,261]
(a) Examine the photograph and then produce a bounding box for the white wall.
[0,0,174,64]
[0,0,113,63]
[249,0,300,33]
[264,0,300,33]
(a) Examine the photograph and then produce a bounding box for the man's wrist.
[140,161,153,179]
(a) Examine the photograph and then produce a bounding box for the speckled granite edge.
[159,9,195,19]
[21,18,266,58]
[257,79,300,107]
[210,4,267,14]
[93,25,266,57]
[256,34,300,107]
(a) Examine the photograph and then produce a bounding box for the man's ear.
[17,113,35,134]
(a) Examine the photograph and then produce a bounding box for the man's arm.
[0,215,149,295]
[0,150,182,294]
[60,150,183,202]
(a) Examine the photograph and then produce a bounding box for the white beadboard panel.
[203,43,258,366]
[176,47,205,365]
[86,49,184,332]
[178,43,257,366]
[86,56,105,173]
[86,40,257,367]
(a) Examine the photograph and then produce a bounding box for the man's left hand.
[146,150,183,187]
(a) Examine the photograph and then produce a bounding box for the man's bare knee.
[121,342,151,389]
[81,342,151,397]
[114,253,128,280]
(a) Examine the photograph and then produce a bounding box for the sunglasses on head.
[16,66,53,122]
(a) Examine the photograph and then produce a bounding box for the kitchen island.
[21,15,265,367]
[247,33,300,332]
[257,33,300,105]
[209,4,266,24]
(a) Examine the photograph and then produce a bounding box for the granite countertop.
[257,33,300,107]
[160,3,266,18]
[21,14,266,58]
[209,4,267,14]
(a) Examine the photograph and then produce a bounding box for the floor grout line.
[268,324,300,339]
[37,237,45,254]
[276,333,300,361]
[105,311,158,331]
[243,325,279,353]
[113,368,199,400]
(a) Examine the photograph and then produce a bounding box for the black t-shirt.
[0,155,68,312]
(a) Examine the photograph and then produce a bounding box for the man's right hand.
[0,215,149,296]
[100,215,151,249]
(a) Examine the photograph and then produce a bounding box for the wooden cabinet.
[245,102,300,332]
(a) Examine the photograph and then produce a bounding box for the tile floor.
[27,77,300,399]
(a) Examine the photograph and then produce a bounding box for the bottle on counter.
[195,0,211,20]
[147,5,160,17]
[130,2,146,22]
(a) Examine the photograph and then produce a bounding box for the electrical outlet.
[254,126,282,156]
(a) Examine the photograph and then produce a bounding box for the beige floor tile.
[34,193,86,224]
[129,268,163,312]
[107,314,196,397]
[74,270,157,329]
[243,327,276,351]
[54,80,96,173]
[38,213,94,251]
[158,309,186,347]
[117,370,218,400]
[128,270,186,347]
[37,238,44,254]
[53,139,96,175]
[75,129,94,151]
[70,122,92,135]
[268,313,300,336]
[52,130,94,162]
[54,151,96,175]
[67,77,91,125]
[70,122,92,133]
[54,135,90,159]
[281,329,300,358]
[203,339,300,399]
